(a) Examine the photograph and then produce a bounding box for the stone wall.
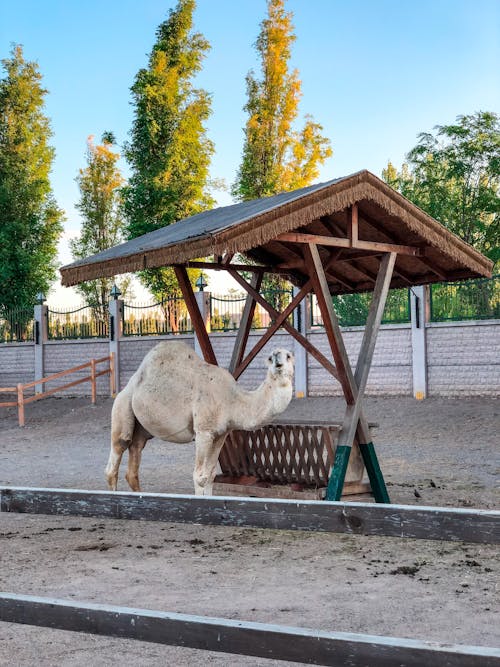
[427,321,500,396]
[0,321,498,398]
[306,326,413,396]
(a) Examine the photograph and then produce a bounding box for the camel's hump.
[142,341,202,367]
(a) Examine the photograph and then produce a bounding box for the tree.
[70,133,131,320]
[0,45,63,314]
[123,0,214,301]
[383,111,500,267]
[232,0,332,201]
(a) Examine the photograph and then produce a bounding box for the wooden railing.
[0,354,115,427]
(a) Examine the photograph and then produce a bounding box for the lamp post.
[110,284,122,300]
[196,273,207,292]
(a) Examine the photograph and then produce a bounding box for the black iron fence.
[1,275,498,343]
[123,298,193,336]
[430,275,500,322]
[210,290,293,331]
[310,288,411,328]
[48,305,109,340]
[0,308,34,343]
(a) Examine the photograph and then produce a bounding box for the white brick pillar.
[292,286,308,398]
[194,290,211,359]
[34,297,48,394]
[410,285,429,399]
[109,295,123,394]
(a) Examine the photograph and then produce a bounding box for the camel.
[105,341,294,495]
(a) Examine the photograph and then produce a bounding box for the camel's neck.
[232,372,293,431]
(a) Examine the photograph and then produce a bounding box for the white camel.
[105,341,294,495]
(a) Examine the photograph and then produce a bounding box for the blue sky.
[1,0,499,301]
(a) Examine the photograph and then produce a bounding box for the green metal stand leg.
[359,442,390,503]
[326,445,352,501]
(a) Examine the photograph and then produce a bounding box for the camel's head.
[266,348,294,381]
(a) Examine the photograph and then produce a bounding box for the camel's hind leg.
[106,390,135,491]
[193,433,226,496]
[125,422,151,492]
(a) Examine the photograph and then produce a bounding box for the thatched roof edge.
[60,170,493,287]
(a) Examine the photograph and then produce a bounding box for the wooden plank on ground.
[0,594,499,666]
[1,487,499,544]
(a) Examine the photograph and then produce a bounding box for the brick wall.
[0,343,34,387]
[0,322,498,397]
[427,321,500,396]
[44,340,110,395]
[307,326,413,396]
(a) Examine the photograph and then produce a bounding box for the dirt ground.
[0,394,498,666]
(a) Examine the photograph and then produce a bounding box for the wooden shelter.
[61,170,493,502]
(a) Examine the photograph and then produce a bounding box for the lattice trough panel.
[217,422,370,498]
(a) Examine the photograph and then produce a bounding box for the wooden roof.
[60,170,493,294]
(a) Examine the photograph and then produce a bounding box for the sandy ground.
[0,394,498,666]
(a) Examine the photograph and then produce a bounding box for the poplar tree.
[123,0,214,299]
[0,45,63,313]
[70,133,130,319]
[232,0,332,202]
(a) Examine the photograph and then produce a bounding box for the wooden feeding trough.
[215,420,377,499]
[60,170,493,502]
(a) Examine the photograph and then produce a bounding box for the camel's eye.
[268,356,272,362]
[286,354,291,360]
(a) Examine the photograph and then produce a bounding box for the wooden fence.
[1,593,498,666]
[0,354,115,426]
[0,488,499,665]
[1,488,499,544]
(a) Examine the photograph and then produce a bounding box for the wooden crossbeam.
[276,232,422,257]
[1,488,499,543]
[1,593,499,666]
[184,261,294,276]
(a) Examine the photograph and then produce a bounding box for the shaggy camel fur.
[105,341,294,495]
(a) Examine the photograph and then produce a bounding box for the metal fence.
[48,305,109,340]
[310,288,411,328]
[210,290,293,331]
[0,308,34,343]
[123,298,193,336]
[430,275,500,322]
[1,275,499,343]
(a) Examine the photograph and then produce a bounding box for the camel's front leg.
[105,439,127,491]
[193,433,226,496]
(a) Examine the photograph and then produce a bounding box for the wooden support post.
[336,253,397,448]
[304,245,396,502]
[348,203,358,245]
[229,273,262,375]
[90,358,97,405]
[174,266,217,365]
[17,384,24,427]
